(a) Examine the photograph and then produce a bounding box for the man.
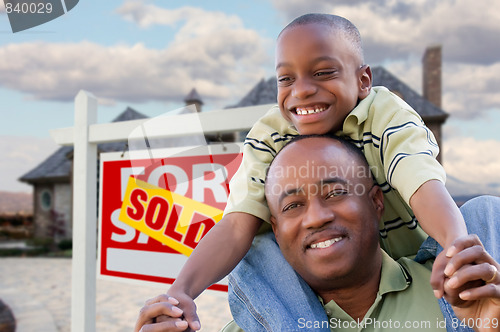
[135,135,500,332]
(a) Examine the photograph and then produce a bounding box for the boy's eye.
[277,76,292,86]
[314,70,337,78]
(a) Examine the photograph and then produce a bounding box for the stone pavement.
[0,257,232,331]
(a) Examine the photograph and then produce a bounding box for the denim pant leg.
[229,196,499,332]
[415,195,500,332]
[228,232,330,332]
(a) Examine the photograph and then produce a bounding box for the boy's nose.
[292,78,317,99]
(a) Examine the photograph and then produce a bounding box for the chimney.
[422,45,442,108]
[184,88,204,112]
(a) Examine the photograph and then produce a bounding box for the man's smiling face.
[265,136,383,293]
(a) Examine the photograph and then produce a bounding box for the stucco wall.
[33,184,54,238]
[33,183,72,240]
[54,183,72,240]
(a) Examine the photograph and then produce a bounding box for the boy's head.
[275,13,372,135]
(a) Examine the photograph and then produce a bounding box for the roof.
[20,105,209,185]
[184,88,203,105]
[229,77,277,108]
[19,146,74,184]
[19,107,148,184]
[111,107,148,122]
[230,67,448,120]
[371,67,448,119]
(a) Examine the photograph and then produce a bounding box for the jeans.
[228,196,500,332]
[415,196,500,332]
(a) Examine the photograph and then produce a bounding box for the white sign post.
[71,90,98,332]
[50,90,273,332]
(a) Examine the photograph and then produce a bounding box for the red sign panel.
[97,144,242,292]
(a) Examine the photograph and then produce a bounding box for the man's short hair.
[279,13,364,64]
[265,134,371,183]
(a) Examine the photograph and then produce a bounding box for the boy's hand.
[164,288,201,331]
[442,235,500,331]
[134,294,189,332]
[430,248,452,299]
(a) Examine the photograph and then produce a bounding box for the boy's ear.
[358,65,372,99]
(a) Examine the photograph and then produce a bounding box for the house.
[19,107,147,240]
[19,46,447,242]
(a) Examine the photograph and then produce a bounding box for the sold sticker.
[119,177,223,257]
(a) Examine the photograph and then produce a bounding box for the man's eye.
[326,189,348,199]
[283,202,300,212]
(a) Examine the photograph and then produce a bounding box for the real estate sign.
[97,144,242,292]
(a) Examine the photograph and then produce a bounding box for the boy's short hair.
[279,13,364,64]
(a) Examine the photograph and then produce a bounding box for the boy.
[164,13,468,330]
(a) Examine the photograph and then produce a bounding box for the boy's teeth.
[310,237,343,249]
[296,106,326,115]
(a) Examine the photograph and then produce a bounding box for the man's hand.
[442,235,500,331]
[134,294,189,332]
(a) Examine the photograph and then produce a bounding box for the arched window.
[40,190,52,211]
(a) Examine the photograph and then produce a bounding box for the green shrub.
[57,239,72,250]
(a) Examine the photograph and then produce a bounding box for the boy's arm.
[162,106,287,329]
[410,179,467,249]
[410,179,468,298]
[166,212,262,330]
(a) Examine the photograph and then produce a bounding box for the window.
[40,190,52,211]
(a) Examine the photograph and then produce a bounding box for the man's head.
[264,135,383,296]
[275,14,372,135]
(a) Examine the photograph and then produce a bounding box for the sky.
[1,0,499,195]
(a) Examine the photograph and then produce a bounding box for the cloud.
[442,136,500,188]
[383,59,500,119]
[0,136,59,192]
[0,4,271,107]
[271,0,500,65]
[442,62,500,118]
[116,2,242,32]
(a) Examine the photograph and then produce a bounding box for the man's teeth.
[310,237,343,249]
[296,107,326,115]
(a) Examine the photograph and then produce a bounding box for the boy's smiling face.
[275,23,371,135]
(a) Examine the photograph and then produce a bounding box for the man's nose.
[292,77,317,99]
[302,198,334,229]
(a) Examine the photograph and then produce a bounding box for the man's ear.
[370,184,384,220]
[270,215,278,238]
[358,65,372,99]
